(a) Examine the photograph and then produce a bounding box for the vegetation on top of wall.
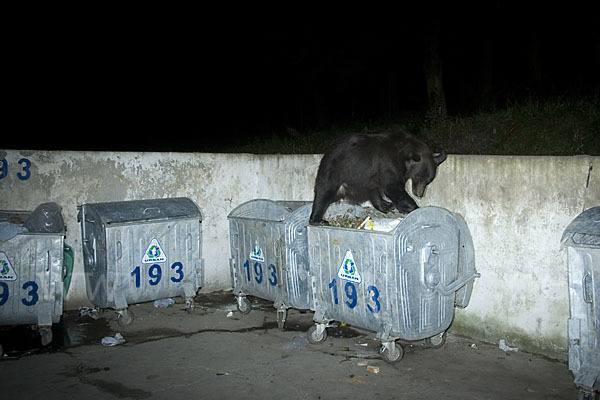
[217,96,599,156]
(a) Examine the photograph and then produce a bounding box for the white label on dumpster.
[142,238,167,264]
[0,251,17,281]
[337,249,361,284]
[249,243,265,263]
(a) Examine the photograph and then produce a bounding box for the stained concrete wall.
[0,149,598,358]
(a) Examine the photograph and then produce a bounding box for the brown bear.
[309,127,446,225]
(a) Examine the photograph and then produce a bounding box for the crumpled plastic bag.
[0,221,28,241]
[153,298,175,308]
[101,333,125,346]
[499,339,519,352]
[78,306,101,320]
[24,202,64,233]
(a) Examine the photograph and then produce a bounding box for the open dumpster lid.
[228,199,311,222]
[79,197,202,224]
[561,206,600,248]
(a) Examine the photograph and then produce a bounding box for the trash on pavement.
[78,307,101,320]
[101,333,125,346]
[499,339,519,352]
[153,298,175,308]
[367,366,380,374]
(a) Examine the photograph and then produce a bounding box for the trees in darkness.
[5,5,599,151]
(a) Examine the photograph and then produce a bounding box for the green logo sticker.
[142,238,167,264]
[249,242,265,262]
[0,251,17,281]
[337,249,361,284]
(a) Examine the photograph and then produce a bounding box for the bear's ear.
[433,151,447,165]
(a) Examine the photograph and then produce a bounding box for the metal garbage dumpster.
[0,205,66,346]
[561,206,600,399]
[78,198,203,325]
[228,199,312,328]
[307,203,479,362]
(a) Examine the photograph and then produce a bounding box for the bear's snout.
[412,182,427,198]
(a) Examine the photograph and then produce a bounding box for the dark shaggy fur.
[309,128,446,225]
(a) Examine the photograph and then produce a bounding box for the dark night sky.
[5,5,599,152]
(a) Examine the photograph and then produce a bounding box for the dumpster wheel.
[425,331,447,349]
[39,327,53,347]
[307,325,328,344]
[379,341,404,363]
[116,309,135,327]
[578,389,599,400]
[185,297,195,314]
[237,296,252,315]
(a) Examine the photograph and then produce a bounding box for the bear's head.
[405,150,446,198]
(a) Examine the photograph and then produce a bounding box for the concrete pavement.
[1,291,578,399]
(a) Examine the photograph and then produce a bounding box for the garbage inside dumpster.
[328,206,405,232]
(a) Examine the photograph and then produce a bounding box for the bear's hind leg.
[309,187,338,225]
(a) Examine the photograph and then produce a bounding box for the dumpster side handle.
[435,271,481,296]
[583,273,593,304]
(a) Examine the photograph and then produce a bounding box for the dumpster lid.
[0,210,32,225]
[228,199,311,222]
[81,198,202,224]
[0,204,66,235]
[561,206,600,248]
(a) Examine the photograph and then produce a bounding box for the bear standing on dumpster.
[309,127,446,225]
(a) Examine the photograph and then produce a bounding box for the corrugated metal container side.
[79,198,203,324]
[0,232,64,345]
[307,203,479,363]
[228,199,312,327]
[561,206,600,397]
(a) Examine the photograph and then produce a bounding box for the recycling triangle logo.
[0,251,18,281]
[337,249,361,284]
[142,238,167,264]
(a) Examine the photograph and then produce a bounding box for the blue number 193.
[328,278,338,304]
[131,266,141,288]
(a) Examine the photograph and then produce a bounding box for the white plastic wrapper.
[101,333,125,346]
[360,217,403,232]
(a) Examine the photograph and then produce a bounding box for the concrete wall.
[0,149,598,358]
